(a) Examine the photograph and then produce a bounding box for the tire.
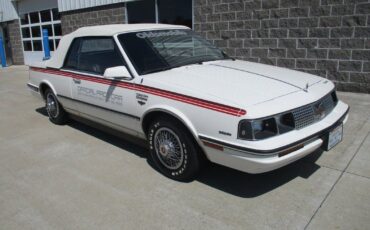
[44,89,68,125]
[148,116,203,181]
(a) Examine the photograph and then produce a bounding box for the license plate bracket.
[322,123,343,151]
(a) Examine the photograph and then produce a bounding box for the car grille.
[292,92,337,130]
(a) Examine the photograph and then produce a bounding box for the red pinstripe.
[31,67,247,117]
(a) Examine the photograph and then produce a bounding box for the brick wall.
[61,4,126,35]
[7,20,24,65]
[194,0,370,93]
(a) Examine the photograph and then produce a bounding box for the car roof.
[70,23,189,37]
[45,23,190,69]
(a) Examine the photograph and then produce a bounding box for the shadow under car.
[36,107,323,198]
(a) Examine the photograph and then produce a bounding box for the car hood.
[142,60,327,109]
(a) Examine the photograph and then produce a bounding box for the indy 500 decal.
[77,86,123,106]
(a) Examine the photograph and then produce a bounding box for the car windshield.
[118,29,230,75]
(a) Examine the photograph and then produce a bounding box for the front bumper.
[200,102,349,174]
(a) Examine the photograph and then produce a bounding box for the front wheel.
[148,117,203,181]
[45,89,68,125]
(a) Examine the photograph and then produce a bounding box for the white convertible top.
[45,24,189,69]
[71,24,188,37]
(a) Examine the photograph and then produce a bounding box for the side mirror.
[103,66,131,79]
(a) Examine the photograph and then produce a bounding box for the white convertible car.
[28,24,349,181]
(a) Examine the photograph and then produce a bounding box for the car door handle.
[73,78,81,84]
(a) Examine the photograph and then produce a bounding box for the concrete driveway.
[1,66,370,230]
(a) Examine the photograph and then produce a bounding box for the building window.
[52,8,60,21]
[126,0,192,28]
[42,25,53,36]
[21,28,31,38]
[31,26,41,37]
[33,40,42,51]
[19,8,62,52]
[53,24,62,36]
[127,0,156,23]
[23,41,32,51]
[40,10,52,22]
[29,12,40,24]
[158,0,192,28]
[20,14,29,25]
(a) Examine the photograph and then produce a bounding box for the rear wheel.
[148,117,203,181]
[45,89,68,125]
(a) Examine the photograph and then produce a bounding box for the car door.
[62,36,141,135]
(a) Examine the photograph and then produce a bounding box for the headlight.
[238,90,338,141]
[331,91,338,103]
[238,114,295,141]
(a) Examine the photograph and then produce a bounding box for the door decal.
[77,86,123,106]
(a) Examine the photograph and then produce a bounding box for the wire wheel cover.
[46,93,59,118]
[154,127,184,170]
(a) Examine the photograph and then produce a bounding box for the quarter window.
[63,37,126,75]
[64,38,81,70]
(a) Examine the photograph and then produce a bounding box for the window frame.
[62,36,131,78]
[19,8,62,52]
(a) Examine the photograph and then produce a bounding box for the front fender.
[141,104,203,147]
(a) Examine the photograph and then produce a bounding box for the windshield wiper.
[223,57,236,61]
[221,51,235,61]
[141,66,173,75]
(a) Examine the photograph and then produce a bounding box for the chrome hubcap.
[46,93,59,118]
[154,128,184,170]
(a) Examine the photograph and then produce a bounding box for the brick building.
[194,0,370,93]
[0,0,369,92]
